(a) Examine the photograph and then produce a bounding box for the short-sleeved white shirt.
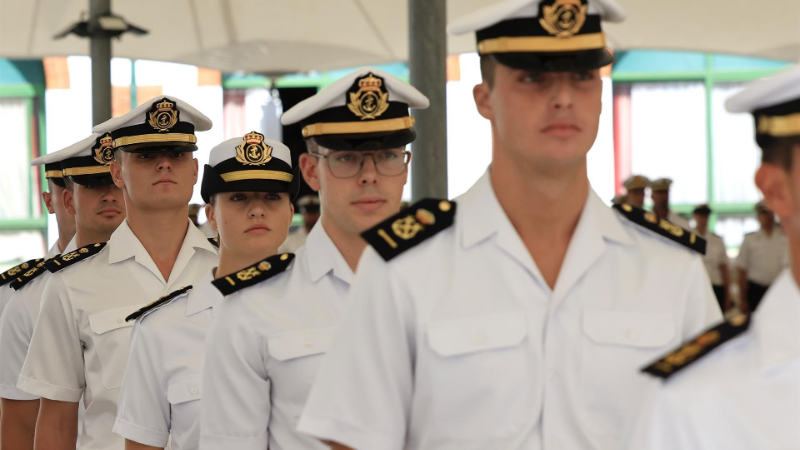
[114,272,220,450]
[298,171,722,450]
[200,222,353,450]
[735,229,788,286]
[666,210,691,230]
[697,231,728,286]
[19,220,218,450]
[0,238,76,400]
[0,243,59,321]
[626,269,800,449]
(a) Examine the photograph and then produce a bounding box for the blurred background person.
[189,203,216,238]
[736,200,788,313]
[692,204,731,312]
[278,194,320,253]
[622,175,649,208]
[611,194,628,206]
[650,178,691,229]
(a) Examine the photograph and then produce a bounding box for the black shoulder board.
[613,204,706,255]
[212,253,295,296]
[1,258,44,287]
[44,242,107,273]
[208,237,220,248]
[362,198,456,262]
[10,258,53,290]
[126,285,193,322]
[641,315,750,380]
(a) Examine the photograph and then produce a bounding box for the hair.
[479,55,497,89]
[305,139,320,154]
[760,136,798,172]
[63,177,75,192]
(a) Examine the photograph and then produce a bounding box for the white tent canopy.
[0,0,798,74]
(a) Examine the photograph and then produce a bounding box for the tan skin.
[737,207,779,313]
[1,181,125,450]
[42,181,77,253]
[35,150,198,450]
[694,213,732,311]
[299,145,409,272]
[124,191,292,450]
[626,187,646,208]
[326,64,605,450]
[651,189,671,219]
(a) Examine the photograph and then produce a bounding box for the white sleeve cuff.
[16,375,82,402]
[0,383,39,401]
[297,413,403,450]
[113,417,170,448]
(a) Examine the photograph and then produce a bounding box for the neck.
[215,247,278,279]
[763,225,774,236]
[320,217,367,272]
[125,206,190,281]
[653,205,669,218]
[57,231,75,253]
[695,224,708,235]
[76,227,115,248]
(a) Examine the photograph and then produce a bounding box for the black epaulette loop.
[1,258,44,287]
[10,258,52,290]
[613,203,706,254]
[361,198,456,262]
[641,315,750,379]
[45,242,107,273]
[212,253,295,296]
[126,285,193,322]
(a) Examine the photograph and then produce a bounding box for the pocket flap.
[427,313,527,357]
[167,374,202,404]
[88,304,144,335]
[583,311,676,348]
[267,327,337,362]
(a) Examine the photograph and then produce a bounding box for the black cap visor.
[310,128,416,151]
[492,48,614,72]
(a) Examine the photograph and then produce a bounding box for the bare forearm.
[327,442,356,450]
[1,398,40,450]
[34,399,78,450]
[125,439,164,450]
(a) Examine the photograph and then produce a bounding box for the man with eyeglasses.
[198,67,428,450]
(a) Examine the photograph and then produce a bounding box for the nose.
[551,77,574,110]
[155,153,173,171]
[358,153,379,186]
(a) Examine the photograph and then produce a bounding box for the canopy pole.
[408,0,448,201]
[90,0,112,125]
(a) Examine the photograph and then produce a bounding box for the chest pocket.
[580,310,677,444]
[425,313,533,440]
[167,374,203,405]
[88,304,144,389]
[267,327,337,362]
[167,374,203,450]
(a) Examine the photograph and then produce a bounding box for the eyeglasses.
[310,149,411,179]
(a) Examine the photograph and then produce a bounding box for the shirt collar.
[47,241,63,258]
[186,271,219,317]
[304,221,354,285]
[62,237,78,254]
[754,269,800,373]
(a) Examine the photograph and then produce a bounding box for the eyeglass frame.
[309,148,412,179]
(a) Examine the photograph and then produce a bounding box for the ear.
[205,202,218,232]
[473,82,494,121]
[299,153,321,192]
[755,163,792,219]
[110,160,125,189]
[62,187,77,217]
[42,191,55,214]
[192,158,199,185]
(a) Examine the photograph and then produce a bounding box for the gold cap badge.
[348,73,390,120]
[540,0,588,38]
[235,131,273,166]
[93,133,115,165]
[147,98,180,132]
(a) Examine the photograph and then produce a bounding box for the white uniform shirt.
[626,269,800,449]
[19,220,217,450]
[0,243,59,320]
[666,210,691,230]
[200,223,353,450]
[114,273,220,450]
[697,231,728,286]
[736,229,788,286]
[278,226,309,254]
[298,171,722,450]
[0,238,76,400]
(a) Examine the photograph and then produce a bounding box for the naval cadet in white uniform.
[18,96,218,450]
[626,60,800,450]
[0,133,126,449]
[113,132,297,450]
[297,2,722,450]
[650,178,691,230]
[199,67,429,450]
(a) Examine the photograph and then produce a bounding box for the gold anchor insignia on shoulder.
[147,98,179,132]
[236,267,261,281]
[235,131,273,166]
[540,0,588,38]
[392,215,424,240]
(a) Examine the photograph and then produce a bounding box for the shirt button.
[476,332,487,344]
[549,438,560,448]
[548,370,557,381]
[305,341,314,349]
[116,318,124,324]
[190,387,198,395]
[627,329,638,341]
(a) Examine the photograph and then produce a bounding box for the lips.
[352,196,387,212]
[153,178,176,185]
[98,208,121,216]
[541,120,581,136]
[246,224,271,233]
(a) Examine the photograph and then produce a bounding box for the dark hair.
[759,137,798,171]
[305,139,320,154]
[479,55,497,89]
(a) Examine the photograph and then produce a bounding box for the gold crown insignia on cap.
[235,131,273,166]
[540,0,588,38]
[147,98,179,132]
[348,73,390,121]
[93,133,115,166]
